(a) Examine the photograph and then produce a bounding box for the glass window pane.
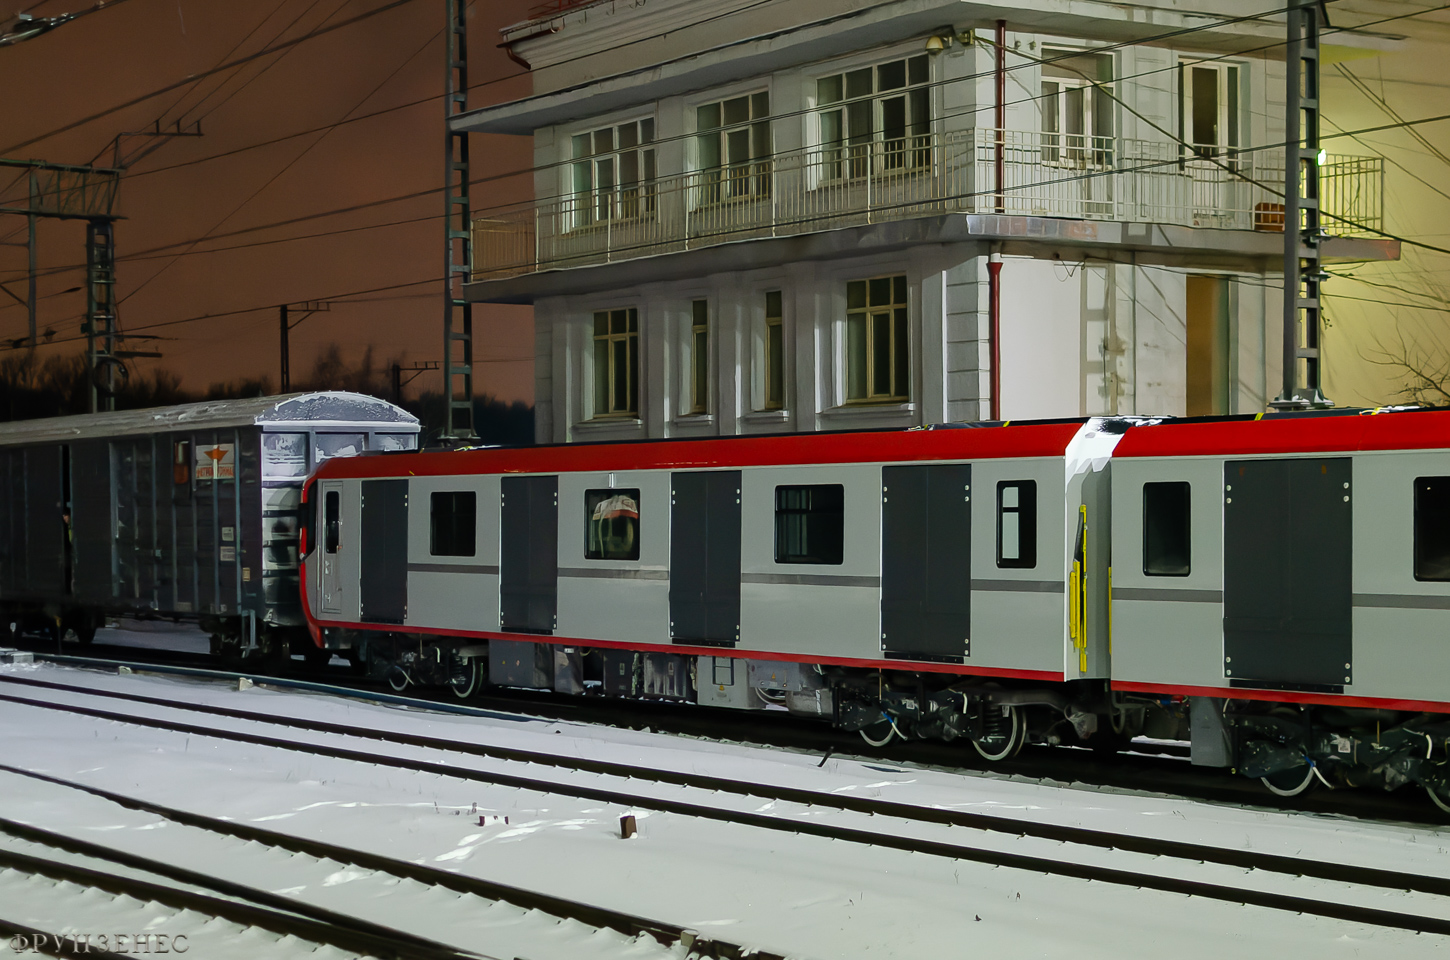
[752,122,771,160]
[774,484,844,564]
[871,312,891,395]
[610,309,627,334]
[640,118,655,143]
[262,432,308,478]
[374,433,415,452]
[818,75,843,105]
[1093,86,1114,140]
[1226,67,1239,148]
[751,91,770,118]
[430,491,477,557]
[821,110,842,147]
[627,308,638,332]
[845,67,873,99]
[893,307,908,397]
[1416,477,1450,581]
[594,312,609,337]
[727,128,751,167]
[892,275,907,304]
[572,133,591,158]
[324,491,340,554]
[628,335,638,412]
[908,54,928,86]
[692,300,708,327]
[766,290,782,318]
[767,321,783,406]
[586,488,641,561]
[846,280,866,309]
[619,150,639,186]
[1000,513,1020,560]
[1191,66,1218,146]
[847,100,872,141]
[878,59,906,91]
[1043,83,1060,133]
[594,338,610,413]
[698,132,721,169]
[1143,481,1191,576]
[314,433,364,462]
[997,480,1038,568]
[869,277,891,306]
[593,128,615,154]
[881,95,906,143]
[693,329,708,411]
[697,102,721,131]
[847,313,867,399]
[723,96,750,126]
[613,339,628,412]
[909,88,929,135]
[573,161,592,194]
[618,123,638,149]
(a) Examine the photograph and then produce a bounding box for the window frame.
[815,54,932,181]
[429,491,477,558]
[1414,476,1450,582]
[324,490,341,555]
[844,275,910,403]
[585,488,642,561]
[568,117,658,229]
[1039,48,1115,168]
[995,480,1038,569]
[774,484,845,565]
[1178,59,1241,159]
[689,299,709,415]
[592,307,640,419]
[764,290,785,410]
[1142,481,1192,577]
[694,90,772,204]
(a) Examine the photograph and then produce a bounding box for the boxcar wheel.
[386,665,410,692]
[973,705,1026,762]
[449,657,481,699]
[1427,783,1450,816]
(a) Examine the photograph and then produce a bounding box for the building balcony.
[471,129,1385,284]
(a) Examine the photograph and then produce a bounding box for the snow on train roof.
[0,391,418,447]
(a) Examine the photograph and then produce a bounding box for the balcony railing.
[471,129,1385,282]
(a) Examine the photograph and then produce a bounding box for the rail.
[472,129,1384,281]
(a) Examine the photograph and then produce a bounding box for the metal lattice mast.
[84,219,117,413]
[442,0,475,438]
[1274,0,1331,409]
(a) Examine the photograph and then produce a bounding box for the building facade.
[460,0,1398,443]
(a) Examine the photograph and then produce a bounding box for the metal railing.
[472,129,1384,281]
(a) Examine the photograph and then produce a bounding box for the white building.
[459,0,1397,443]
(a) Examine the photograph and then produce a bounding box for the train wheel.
[385,665,410,692]
[1427,783,1450,816]
[973,705,1026,762]
[1261,763,1316,798]
[858,719,896,747]
[449,657,481,699]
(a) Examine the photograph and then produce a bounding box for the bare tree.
[1365,326,1450,406]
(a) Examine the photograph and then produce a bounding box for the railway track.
[4,666,1450,940]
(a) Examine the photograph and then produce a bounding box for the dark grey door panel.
[881,464,971,663]
[500,475,557,634]
[670,471,741,646]
[1223,457,1352,690]
[359,478,408,624]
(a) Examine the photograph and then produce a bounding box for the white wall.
[998,257,1083,420]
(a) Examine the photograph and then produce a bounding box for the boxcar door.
[319,480,345,616]
[881,463,972,663]
[1223,457,1353,690]
[670,471,741,646]
[359,478,408,624]
[500,475,558,634]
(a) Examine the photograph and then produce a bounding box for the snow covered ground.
[1,657,1448,959]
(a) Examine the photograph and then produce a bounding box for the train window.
[775,484,844,564]
[1414,477,1450,581]
[996,480,1037,568]
[301,483,316,557]
[374,433,417,452]
[585,489,641,560]
[430,491,477,557]
[262,432,308,478]
[1143,481,1191,576]
[315,433,364,462]
[324,491,341,554]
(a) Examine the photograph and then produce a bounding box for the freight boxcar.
[0,392,418,657]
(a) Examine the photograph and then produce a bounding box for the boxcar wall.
[0,427,265,637]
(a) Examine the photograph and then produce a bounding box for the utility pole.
[1272,0,1331,410]
[279,305,290,393]
[278,301,330,393]
[84,220,118,412]
[442,0,476,438]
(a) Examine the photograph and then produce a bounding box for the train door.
[319,480,344,616]
[670,470,741,646]
[500,475,557,634]
[359,479,408,624]
[881,463,972,663]
[1223,457,1353,690]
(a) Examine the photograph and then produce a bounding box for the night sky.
[0,0,536,403]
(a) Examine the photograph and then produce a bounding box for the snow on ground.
[1,658,1447,959]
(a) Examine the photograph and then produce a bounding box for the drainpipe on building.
[994,19,1006,214]
[988,250,1002,421]
[498,24,557,71]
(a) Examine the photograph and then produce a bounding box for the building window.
[1415,477,1450,581]
[775,485,844,565]
[845,275,908,402]
[996,480,1037,568]
[593,308,639,418]
[1180,61,1239,158]
[690,300,709,414]
[1143,482,1191,576]
[430,491,477,557]
[696,93,770,203]
[571,118,656,227]
[173,439,190,485]
[1041,49,1114,166]
[816,55,930,179]
[586,488,640,560]
[765,290,784,409]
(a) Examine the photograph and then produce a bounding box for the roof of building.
[0,392,419,447]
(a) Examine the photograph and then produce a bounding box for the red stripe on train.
[1113,680,1450,714]
[1115,409,1450,459]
